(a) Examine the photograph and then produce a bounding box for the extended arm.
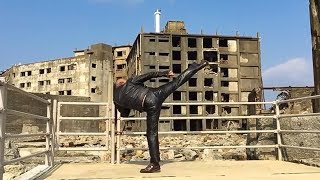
[130,70,171,84]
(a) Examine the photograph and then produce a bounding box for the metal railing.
[2,77,320,179]
[114,96,320,164]
[277,95,320,153]
[56,101,114,162]
[0,80,54,180]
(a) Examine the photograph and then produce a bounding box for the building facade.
[3,43,113,102]
[126,21,262,131]
[113,45,131,81]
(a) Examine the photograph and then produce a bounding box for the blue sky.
[0,0,314,88]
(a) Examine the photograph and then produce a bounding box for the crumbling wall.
[280,116,320,162]
[287,88,314,113]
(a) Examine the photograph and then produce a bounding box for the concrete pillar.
[309,0,320,112]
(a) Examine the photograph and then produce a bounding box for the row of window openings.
[20,80,52,87]
[19,76,94,87]
[148,64,219,76]
[172,106,233,115]
[147,51,227,62]
[171,63,228,76]
[18,63,77,77]
[59,64,77,72]
[50,88,99,95]
[149,37,229,48]
[172,119,220,131]
[172,105,216,115]
[148,75,230,87]
[16,63,100,78]
[58,90,72,95]
[19,63,77,77]
[172,91,231,102]
[58,78,72,84]
[172,119,243,131]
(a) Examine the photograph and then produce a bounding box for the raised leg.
[153,61,208,101]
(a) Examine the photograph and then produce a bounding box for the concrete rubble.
[120,134,248,162]
[4,116,320,179]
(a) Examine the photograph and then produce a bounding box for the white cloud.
[262,58,314,86]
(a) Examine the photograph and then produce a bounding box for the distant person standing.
[113,60,208,173]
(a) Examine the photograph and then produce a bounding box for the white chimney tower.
[154,9,161,33]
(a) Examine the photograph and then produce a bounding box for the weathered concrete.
[126,30,262,131]
[43,161,320,180]
[280,116,320,161]
[5,92,100,135]
[1,43,113,102]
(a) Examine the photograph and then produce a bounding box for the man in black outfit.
[113,60,208,173]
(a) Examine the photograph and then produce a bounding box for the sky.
[0,0,314,90]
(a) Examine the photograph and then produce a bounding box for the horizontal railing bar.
[279,113,320,118]
[58,147,107,151]
[7,109,49,120]
[278,95,320,104]
[5,133,49,138]
[280,145,320,151]
[6,83,50,104]
[120,145,277,151]
[280,130,320,134]
[58,132,108,136]
[122,115,275,121]
[123,130,276,135]
[4,150,48,165]
[58,102,109,106]
[59,117,108,120]
[163,101,273,105]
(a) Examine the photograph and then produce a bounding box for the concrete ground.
[43,160,320,180]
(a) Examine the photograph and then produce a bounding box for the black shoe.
[140,163,161,173]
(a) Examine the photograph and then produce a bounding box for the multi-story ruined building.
[2,43,113,102]
[113,45,131,81]
[126,21,262,131]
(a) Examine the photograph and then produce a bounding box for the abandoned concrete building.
[2,43,113,102]
[113,45,132,81]
[126,21,262,131]
[0,19,263,132]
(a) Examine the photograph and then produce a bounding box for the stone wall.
[287,88,314,113]
[280,116,320,161]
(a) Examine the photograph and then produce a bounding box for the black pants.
[142,62,206,164]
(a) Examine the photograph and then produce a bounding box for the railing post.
[56,102,61,151]
[45,99,53,166]
[111,104,115,164]
[52,99,57,156]
[275,100,283,161]
[0,81,7,180]
[116,110,121,164]
[105,104,109,150]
